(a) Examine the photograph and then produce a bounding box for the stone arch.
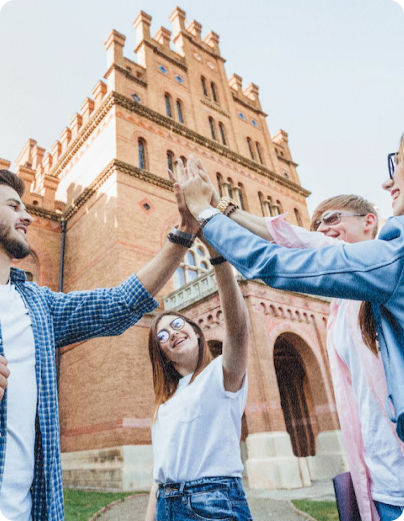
[208,339,222,359]
[274,333,318,457]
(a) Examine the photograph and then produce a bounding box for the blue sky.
[1,0,403,218]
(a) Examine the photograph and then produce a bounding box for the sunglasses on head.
[156,317,186,344]
[313,211,366,231]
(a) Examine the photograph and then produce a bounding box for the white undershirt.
[0,282,37,521]
[334,302,404,506]
[152,355,247,483]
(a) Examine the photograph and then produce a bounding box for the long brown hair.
[148,311,212,419]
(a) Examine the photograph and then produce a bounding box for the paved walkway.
[98,481,335,521]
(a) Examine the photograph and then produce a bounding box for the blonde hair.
[310,194,379,238]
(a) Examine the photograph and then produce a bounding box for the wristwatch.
[217,196,239,216]
[167,227,196,248]
[197,207,221,229]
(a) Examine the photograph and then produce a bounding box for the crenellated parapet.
[12,78,111,212]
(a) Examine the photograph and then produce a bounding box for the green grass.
[292,500,339,521]
[64,489,136,521]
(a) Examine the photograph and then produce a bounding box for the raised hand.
[180,156,213,218]
[168,159,199,235]
[196,159,221,207]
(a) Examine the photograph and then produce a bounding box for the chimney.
[243,83,259,101]
[169,7,186,37]
[104,29,126,68]
[92,80,107,109]
[229,74,243,92]
[133,11,152,43]
[188,20,202,41]
[204,31,220,53]
[154,27,171,48]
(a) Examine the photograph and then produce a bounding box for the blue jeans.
[374,501,404,521]
[156,476,253,520]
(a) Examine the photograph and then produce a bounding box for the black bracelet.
[167,232,194,248]
[167,227,195,249]
[210,255,227,266]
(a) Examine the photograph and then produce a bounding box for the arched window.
[173,239,211,289]
[259,192,273,217]
[180,156,187,167]
[216,173,223,197]
[247,137,255,160]
[211,82,218,103]
[176,99,184,124]
[224,177,233,197]
[201,76,208,97]
[294,208,303,227]
[165,93,172,118]
[272,200,282,216]
[218,122,227,146]
[233,183,246,210]
[256,142,264,165]
[209,117,217,141]
[138,138,147,170]
[167,150,174,172]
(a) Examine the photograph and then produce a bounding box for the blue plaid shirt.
[0,268,158,520]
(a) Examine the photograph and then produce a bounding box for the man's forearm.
[230,209,273,241]
[137,241,188,297]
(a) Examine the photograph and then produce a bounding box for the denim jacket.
[204,213,404,441]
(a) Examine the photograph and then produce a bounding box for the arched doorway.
[208,340,222,359]
[12,250,40,283]
[274,334,316,457]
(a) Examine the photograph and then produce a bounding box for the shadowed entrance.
[274,334,316,457]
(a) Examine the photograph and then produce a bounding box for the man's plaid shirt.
[0,268,158,520]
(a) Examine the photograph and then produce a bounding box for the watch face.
[198,208,219,222]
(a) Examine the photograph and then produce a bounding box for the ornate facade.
[1,7,347,491]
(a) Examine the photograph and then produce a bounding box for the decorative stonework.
[232,92,267,117]
[104,63,148,88]
[47,90,310,198]
[200,97,231,118]
[142,39,188,72]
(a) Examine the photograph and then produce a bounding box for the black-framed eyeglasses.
[388,152,396,180]
[157,317,185,344]
[313,211,366,231]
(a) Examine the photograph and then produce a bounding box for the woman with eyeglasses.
[178,138,404,521]
[144,160,252,521]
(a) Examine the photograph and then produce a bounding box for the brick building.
[1,7,347,491]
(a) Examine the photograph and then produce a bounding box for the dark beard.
[0,222,30,259]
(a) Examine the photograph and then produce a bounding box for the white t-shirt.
[152,355,247,484]
[334,302,404,506]
[0,282,37,521]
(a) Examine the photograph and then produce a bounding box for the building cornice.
[232,93,267,117]
[104,63,148,88]
[179,31,226,63]
[25,205,61,222]
[63,158,173,221]
[49,90,310,198]
[200,97,230,118]
[135,39,188,72]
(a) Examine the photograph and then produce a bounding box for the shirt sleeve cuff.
[120,274,159,315]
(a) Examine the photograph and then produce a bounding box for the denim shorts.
[156,476,253,520]
[374,501,404,521]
